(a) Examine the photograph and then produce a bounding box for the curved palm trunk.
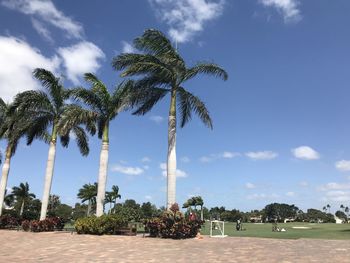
[200,205,203,221]
[96,124,109,217]
[167,89,177,209]
[87,200,91,216]
[0,145,12,216]
[20,200,24,216]
[40,132,57,220]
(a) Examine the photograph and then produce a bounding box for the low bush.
[145,203,203,239]
[20,217,64,232]
[75,214,128,235]
[0,215,20,229]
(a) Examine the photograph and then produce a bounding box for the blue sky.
[1,0,350,212]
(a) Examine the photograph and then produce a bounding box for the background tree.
[11,68,92,220]
[327,204,331,213]
[0,98,30,215]
[77,183,97,216]
[340,204,345,212]
[113,29,228,208]
[8,182,36,216]
[67,74,134,216]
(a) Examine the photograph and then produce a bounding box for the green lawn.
[200,221,350,240]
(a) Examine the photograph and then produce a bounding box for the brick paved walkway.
[0,230,349,262]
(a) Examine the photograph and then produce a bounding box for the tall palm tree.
[77,183,97,216]
[66,73,134,216]
[194,196,204,221]
[11,68,93,220]
[112,29,228,208]
[340,204,345,212]
[8,182,36,216]
[327,204,331,213]
[0,98,30,216]
[110,185,121,205]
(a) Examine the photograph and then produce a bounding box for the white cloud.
[145,195,153,200]
[286,191,295,197]
[200,151,240,162]
[222,151,239,159]
[160,162,188,178]
[143,165,150,170]
[31,18,53,43]
[335,160,350,172]
[181,156,190,163]
[110,164,144,175]
[149,115,164,124]
[148,0,225,43]
[299,181,308,187]
[245,183,256,189]
[121,41,137,53]
[320,182,350,191]
[2,0,84,39]
[142,157,151,163]
[247,193,279,200]
[325,191,350,202]
[259,0,301,23]
[245,151,278,160]
[0,36,60,102]
[292,146,320,160]
[57,41,105,84]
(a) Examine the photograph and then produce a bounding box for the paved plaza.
[0,230,350,262]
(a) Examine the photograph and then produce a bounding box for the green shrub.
[145,203,203,239]
[75,214,128,235]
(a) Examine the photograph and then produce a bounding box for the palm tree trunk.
[201,205,203,221]
[20,200,24,216]
[40,133,57,220]
[167,88,177,209]
[96,123,109,217]
[87,200,91,216]
[0,145,12,216]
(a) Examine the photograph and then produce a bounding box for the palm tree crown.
[66,73,134,216]
[10,68,93,220]
[77,183,97,216]
[112,29,228,208]
[8,182,36,216]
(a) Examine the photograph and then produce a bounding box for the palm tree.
[77,183,97,216]
[327,204,331,213]
[112,29,228,208]
[340,204,345,212]
[8,182,36,216]
[104,192,114,214]
[109,185,121,213]
[11,68,93,220]
[4,189,14,208]
[322,206,327,213]
[194,196,204,221]
[67,74,134,216]
[0,98,30,216]
[345,207,349,217]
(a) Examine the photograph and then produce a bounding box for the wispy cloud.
[286,191,295,197]
[57,41,105,84]
[200,151,240,163]
[2,0,84,39]
[148,0,225,43]
[160,162,188,178]
[335,160,350,172]
[111,164,144,175]
[149,115,164,124]
[259,0,301,23]
[245,182,256,189]
[245,151,278,160]
[324,190,350,202]
[121,41,137,53]
[299,181,309,187]
[31,18,53,43]
[292,146,320,160]
[142,157,151,163]
[247,193,279,200]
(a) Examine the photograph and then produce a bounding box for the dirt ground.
[0,230,349,262]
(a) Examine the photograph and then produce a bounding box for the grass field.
[200,221,350,240]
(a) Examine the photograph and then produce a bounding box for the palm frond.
[109,80,135,120]
[26,114,52,145]
[112,53,174,82]
[33,68,64,110]
[71,87,104,114]
[133,29,185,69]
[84,73,110,107]
[184,62,228,82]
[72,126,89,156]
[177,87,213,129]
[132,87,169,115]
